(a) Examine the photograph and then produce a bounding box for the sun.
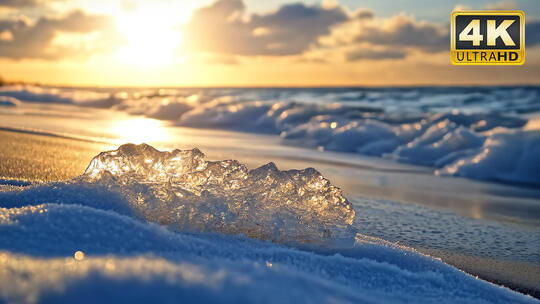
[113,4,185,66]
[111,118,169,144]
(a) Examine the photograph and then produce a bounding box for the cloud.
[0,0,63,7]
[526,20,540,47]
[0,10,124,60]
[201,54,240,65]
[352,9,374,20]
[453,4,471,11]
[483,0,517,10]
[353,14,448,52]
[0,0,38,7]
[184,0,350,56]
[453,1,517,11]
[345,48,406,61]
[317,12,448,60]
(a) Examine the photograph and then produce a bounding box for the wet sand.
[0,129,109,182]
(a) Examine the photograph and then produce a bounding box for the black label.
[455,15,520,50]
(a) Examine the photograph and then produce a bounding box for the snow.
[0,144,538,303]
[0,203,536,304]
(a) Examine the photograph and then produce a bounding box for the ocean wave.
[0,96,20,107]
[0,85,117,107]
[177,98,538,185]
[175,99,538,185]
[1,85,539,185]
[436,130,540,185]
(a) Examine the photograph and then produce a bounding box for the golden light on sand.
[111,118,169,144]
[524,118,540,131]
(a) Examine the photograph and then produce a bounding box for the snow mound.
[0,144,355,245]
[80,143,356,245]
[0,203,535,304]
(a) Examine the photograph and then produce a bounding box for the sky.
[0,0,539,87]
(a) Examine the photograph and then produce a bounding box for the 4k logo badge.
[451,11,525,65]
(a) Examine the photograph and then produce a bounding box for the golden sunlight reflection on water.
[111,118,169,144]
[524,118,540,131]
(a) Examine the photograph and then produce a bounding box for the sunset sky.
[1,0,539,86]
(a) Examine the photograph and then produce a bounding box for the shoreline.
[420,248,540,299]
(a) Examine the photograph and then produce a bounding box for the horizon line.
[2,80,540,90]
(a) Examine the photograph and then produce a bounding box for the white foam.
[0,96,20,107]
[0,85,115,107]
[1,84,538,185]
[437,130,540,185]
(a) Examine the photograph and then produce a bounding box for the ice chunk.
[82,143,356,245]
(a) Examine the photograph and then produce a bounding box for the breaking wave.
[1,85,539,185]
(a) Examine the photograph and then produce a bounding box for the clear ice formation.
[83,144,356,245]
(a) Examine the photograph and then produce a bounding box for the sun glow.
[111,118,169,144]
[113,4,185,66]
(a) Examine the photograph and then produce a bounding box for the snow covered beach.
[0,141,538,303]
[0,85,539,302]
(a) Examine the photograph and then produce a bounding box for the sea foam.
[1,85,539,185]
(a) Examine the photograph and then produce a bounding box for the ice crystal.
[83,144,355,244]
